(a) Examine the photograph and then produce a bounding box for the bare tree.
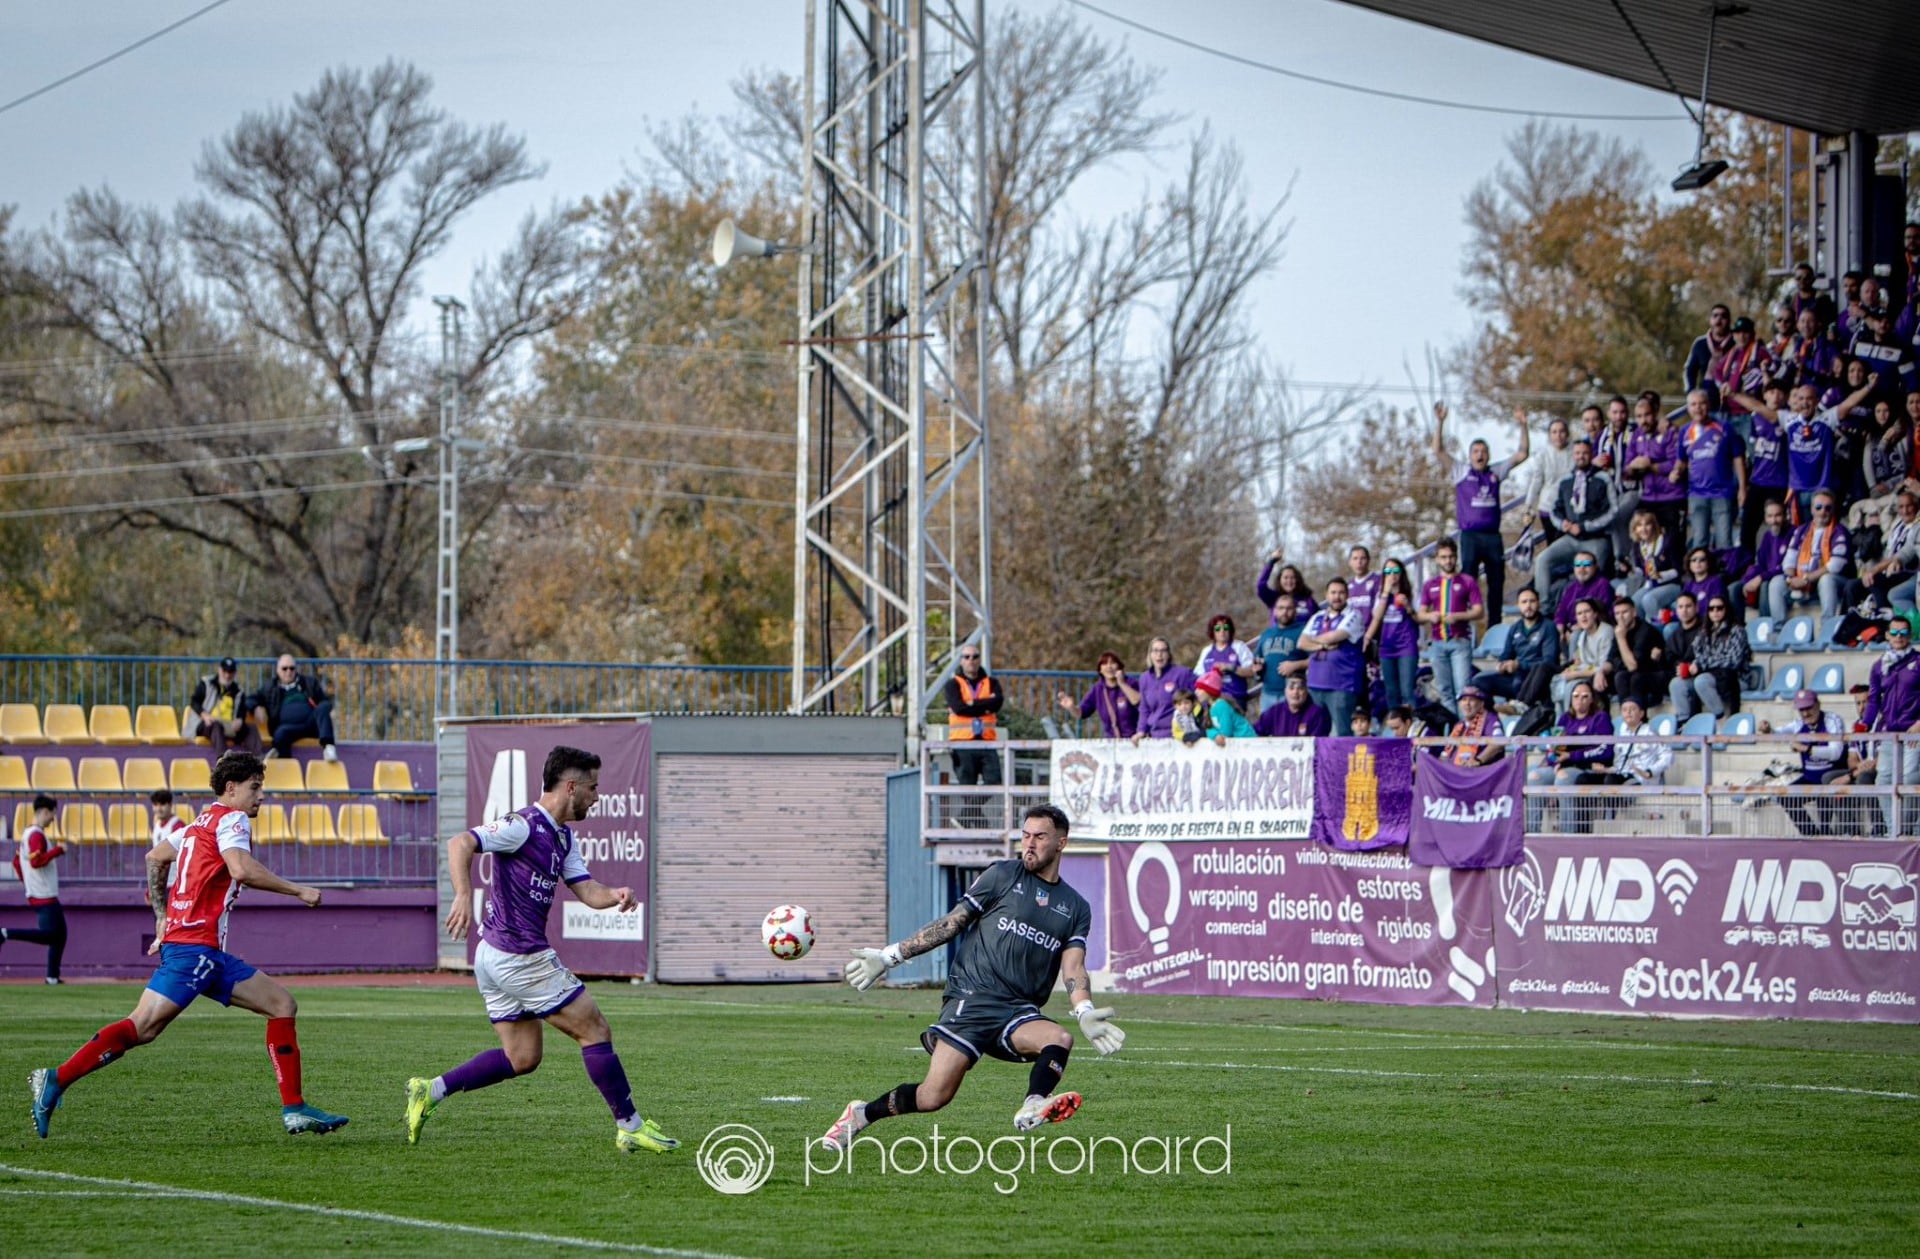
[19,62,581,653]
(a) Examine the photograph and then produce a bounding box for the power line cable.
[0,0,239,118]
[1064,0,1689,123]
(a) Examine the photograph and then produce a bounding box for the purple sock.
[440,1047,518,1096]
[581,1042,637,1123]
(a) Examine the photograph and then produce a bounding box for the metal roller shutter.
[655,753,894,982]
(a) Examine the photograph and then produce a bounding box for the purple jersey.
[1742,412,1787,488]
[1450,455,1516,533]
[1376,592,1421,658]
[1555,710,1615,768]
[1420,572,1482,643]
[1680,419,1742,499]
[1344,571,1384,626]
[1784,407,1840,492]
[473,804,591,955]
[1135,664,1197,738]
[1302,606,1366,693]
[1255,701,1331,738]
[1629,427,1686,503]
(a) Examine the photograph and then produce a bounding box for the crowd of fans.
[1029,247,1920,833]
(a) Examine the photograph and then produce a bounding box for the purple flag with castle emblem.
[1409,754,1526,869]
[1311,738,1412,851]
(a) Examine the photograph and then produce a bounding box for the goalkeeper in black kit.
[822,804,1126,1148]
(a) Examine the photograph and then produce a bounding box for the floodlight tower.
[789,0,993,740]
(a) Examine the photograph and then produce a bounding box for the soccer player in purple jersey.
[405,745,678,1155]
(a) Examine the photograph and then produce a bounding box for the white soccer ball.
[762,904,815,960]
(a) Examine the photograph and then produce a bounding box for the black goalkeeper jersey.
[944,859,1091,1007]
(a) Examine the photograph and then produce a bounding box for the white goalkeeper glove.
[846,944,904,992]
[1073,1002,1126,1056]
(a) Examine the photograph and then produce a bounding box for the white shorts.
[474,940,585,1023]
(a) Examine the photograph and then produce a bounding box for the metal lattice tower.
[791,0,992,741]
[433,296,465,719]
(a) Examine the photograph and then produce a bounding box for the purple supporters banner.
[1106,840,1496,1006]
[1497,837,1920,1023]
[1311,738,1412,851]
[464,722,651,977]
[1409,754,1526,869]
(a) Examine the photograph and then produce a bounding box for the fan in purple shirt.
[1739,498,1792,612]
[1526,681,1614,834]
[1130,638,1198,742]
[1624,391,1684,538]
[1254,675,1331,738]
[1553,551,1616,634]
[1054,652,1139,739]
[1680,547,1734,624]
[1257,553,1317,625]
[1675,387,1747,552]
[1735,381,1790,552]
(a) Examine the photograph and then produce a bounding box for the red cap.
[1195,669,1224,699]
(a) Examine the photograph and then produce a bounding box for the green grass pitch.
[1,980,1916,1256]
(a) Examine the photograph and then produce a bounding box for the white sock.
[429,1077,449,1103]
[617,1114,644,1132]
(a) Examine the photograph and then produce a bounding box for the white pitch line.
[1091,1056,1920,1101]
[0,1188,190,1198]
[0,1165,752,1259]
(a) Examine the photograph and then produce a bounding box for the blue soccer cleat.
[283,1102,350,1135]
[29,1068,62,1139]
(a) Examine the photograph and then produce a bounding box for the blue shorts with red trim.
[147,944,257,1009]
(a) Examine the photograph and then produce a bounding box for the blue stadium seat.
[1679,713,1717,737]
[1819,618,1859,650]
[1746,617,1778,652]
[1721,712,1756,736]
[1651,714,1677,736]
[1475,621,1512,663]
[1759,663,1805,700]
[1810,663,1845,695]
[1780,616,1817,649]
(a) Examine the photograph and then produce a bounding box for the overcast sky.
[3,0,1699,419]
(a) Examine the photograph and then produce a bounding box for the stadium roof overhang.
[1334,1,1920,137]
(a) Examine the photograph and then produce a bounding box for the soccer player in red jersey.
[28,751,348,1138]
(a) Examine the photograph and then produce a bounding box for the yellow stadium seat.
[372,760,421,798]
[290,803,338,846]
[89,705,140,745]
[43,704,91,746]
[0,755,27,792]
[305,760,349,792]
[30,756,76,792]
[174,803,195,825]
[107,803,152,845]
[13,804,59,842]
[336,803,389,845]
[252,804,292,844]
[183,706,210,747]
[60,803,109,845]
[1,704,48,745]
[122,757,167,793]
[135,705,185,746]
[169,758,212,794]
[77,757,123,792]
[262,758,304,794]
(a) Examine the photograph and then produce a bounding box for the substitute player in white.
[823,804,1124,1149]
[405,745,677,1154]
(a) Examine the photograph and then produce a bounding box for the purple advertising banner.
[1105,840,1497,1006]
[1409,754,1526,869]
[464,722,651,977]
[1311,738,1412,851]
[1497,837,1920,1023]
